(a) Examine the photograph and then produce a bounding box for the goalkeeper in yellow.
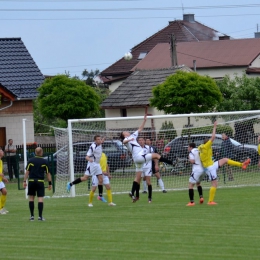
[198,122,251,205]
[88,152,116,207]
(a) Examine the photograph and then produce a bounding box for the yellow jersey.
[0,159,3,182]
[198,140,214,168]
[258,144,260,155]
[100,153,107,173]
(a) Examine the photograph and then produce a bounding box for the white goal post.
[53,110,260,198]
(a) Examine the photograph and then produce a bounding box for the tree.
[150,71,222,126]
[37,75,100,123]
[82,69,100,87]
[215,74,260,112]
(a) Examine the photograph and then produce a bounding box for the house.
[100,13,228,93]
[132,38,260,79]
[101,66,193,132]
[0,38,45,148]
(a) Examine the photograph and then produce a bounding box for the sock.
[89,191,94,204]
[158,178,165,191]
[197,185,203,198]
[143,180,147,192]
[107,189,112,203]
[208,187,217,202]
[136,183,140,198]
[189,189,194,202]
[131,181,138,196]
[1,194,6,208]
[227,159,242,167]
[38,202,43,218]
[159,156,174,165]
[98,185,103,197]
[72,178,82,185]
[29,201,34,217]
[148,185,152,200]
[0,196,2,209]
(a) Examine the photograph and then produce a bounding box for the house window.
[138,52,148,60]
[120,109,127,117]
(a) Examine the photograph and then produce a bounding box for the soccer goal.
[53,110,260,198]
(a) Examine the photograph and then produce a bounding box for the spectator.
[5,139,18,180]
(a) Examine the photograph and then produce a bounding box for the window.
[138,52,148,60]
[120,109,127,117]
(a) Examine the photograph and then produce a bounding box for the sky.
[2,0,260,78]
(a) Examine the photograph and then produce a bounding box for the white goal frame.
[67,110,260,197]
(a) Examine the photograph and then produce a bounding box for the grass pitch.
[1,183,260,260]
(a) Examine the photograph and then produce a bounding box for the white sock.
[143,181,147,191]
[158,178,165,191]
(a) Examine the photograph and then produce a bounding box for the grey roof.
[0,38,45,99]
[101,66,192,108]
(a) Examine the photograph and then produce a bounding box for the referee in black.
[23,147,52,221]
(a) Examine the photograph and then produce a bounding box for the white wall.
[196,67,247,79]
[0,114,34,145]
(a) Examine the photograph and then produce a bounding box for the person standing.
[0,149,9,214]
[186,143,204,206]
[66,135,104,200]
[5,139,18,180]
[142,138,167,193]
[220,133,234,181]
[88,152,116,207]
[23,147,52,221]
[198,122,251,205]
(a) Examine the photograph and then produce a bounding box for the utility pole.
[170,34,178,67]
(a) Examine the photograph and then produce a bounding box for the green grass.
[2,183,260,260]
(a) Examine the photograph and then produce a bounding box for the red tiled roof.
[101,18,225,77]
[132,38,260,70]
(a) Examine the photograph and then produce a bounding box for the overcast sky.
[2,0,260,78]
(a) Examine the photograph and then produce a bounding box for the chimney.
[255,32,260,38]
[219,36,231,40]
[183,14,195,23]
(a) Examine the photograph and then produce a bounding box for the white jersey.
[189,148,204,172]
[124,131,143,159]
[142,145,152,169]
[86,142,102,164]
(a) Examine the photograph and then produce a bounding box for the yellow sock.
[89,191,94,204]
[0,195,2,209]
[227,159,242,167]
[1,194,6,208]
[107,189,112,203]
[208,187,216,202]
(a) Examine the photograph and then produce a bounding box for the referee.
[23,147,52,221]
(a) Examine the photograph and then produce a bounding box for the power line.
[1,4,260,12]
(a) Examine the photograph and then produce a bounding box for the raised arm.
[137,107,148,133]
[210,121,217,142]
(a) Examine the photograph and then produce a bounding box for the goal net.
[53,110,260,198]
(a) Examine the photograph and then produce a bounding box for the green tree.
[216,74,260,111]
[82,69,100,87]
[37,75,100,123]
[150,71,222,126]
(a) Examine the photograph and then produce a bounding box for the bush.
[157,121,177,140]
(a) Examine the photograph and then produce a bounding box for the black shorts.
[27,179,45,197]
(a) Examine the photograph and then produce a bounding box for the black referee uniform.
[26,156,49,197]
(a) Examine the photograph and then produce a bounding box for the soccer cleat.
[88,203,93,207]
[66,182,71,193]
[148,199,152,203]
[2,208,9,213]
[186,202,195,206]
[108,202,116,206]
[207,201,217,205]
[29,216,34,221]
[38,217,46,221]
[97,196,107,203]
[199,197,204,204]
[0,209,6,214]
[162,190,167,193]
[142,191,147,194]
[129,192,136,202]
[242,158,251,170]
